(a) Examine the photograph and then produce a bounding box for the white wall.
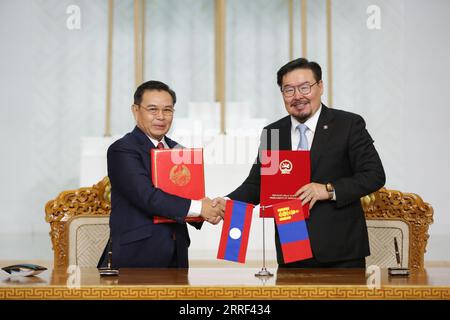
[403,0,450,257]
[0,0,449,261]
[331,0,450,259]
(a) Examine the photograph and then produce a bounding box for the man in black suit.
[217,58,385,268]
[98,80,224,269]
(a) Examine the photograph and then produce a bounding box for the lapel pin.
[323,125,328,130]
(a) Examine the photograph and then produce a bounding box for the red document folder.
[260,150,310,218]
[151,148,205,223]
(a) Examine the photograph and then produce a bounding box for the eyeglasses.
[281,81,319,97]
[137,105,175,117]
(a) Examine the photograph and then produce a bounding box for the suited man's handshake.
[200,197,226,225]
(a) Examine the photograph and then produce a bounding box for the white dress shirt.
[290,104,322,151]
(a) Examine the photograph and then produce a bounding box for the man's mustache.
[291,99,310,105]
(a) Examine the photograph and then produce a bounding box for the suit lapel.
[132,126,180,150]
[131,126,154,173]
[310,105,334,176]
[276,116,292,150]
[164,136,180,149]
[132,126,154,150]
[132,127,182,176]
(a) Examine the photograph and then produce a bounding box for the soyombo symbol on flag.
[273,199,313,263]
[217,200,254,263]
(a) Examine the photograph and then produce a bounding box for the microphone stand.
[255,205,273,278]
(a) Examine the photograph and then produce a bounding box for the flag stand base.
[255,206,274,278]
[255,267,273,277]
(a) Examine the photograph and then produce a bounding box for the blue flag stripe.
[277,220,309,244]
[224,201,248,261]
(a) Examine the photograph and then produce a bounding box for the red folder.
[151,148,205,223]
[260,150,310,218]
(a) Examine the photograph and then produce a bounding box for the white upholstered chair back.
[67,216,110,268]
[365,219,409,268]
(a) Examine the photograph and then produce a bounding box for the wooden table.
[1,266,450,300]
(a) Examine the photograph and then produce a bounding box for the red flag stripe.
[237,203,254,263]
[217,200,234,259]
[281,240,313,263]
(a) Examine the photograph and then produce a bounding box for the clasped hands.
[199,183,329,224]
[200,197,227,225]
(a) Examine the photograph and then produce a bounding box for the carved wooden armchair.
[45,177,111,269]
[45,178,433,270]
[361,191,433,270]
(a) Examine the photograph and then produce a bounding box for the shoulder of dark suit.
[263,106,364,131]
[107,129,140,153]
[327,107,364,122]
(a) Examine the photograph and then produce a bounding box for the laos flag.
[273,199,313,263]
[217,200,254,263]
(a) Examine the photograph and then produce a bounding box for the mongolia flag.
[273,199,313,263]
[217,200,254,263]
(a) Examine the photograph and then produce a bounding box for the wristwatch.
[325,183,335,200]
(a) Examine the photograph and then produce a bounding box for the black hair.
[133,80,177,105]
[276,58,322,88]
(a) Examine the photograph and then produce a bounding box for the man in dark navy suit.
[98,80,224,269]
[215,58,385,268]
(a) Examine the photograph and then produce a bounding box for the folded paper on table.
[151,148,205,223]
[1,264,47,277]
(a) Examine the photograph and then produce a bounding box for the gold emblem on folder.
[279,160,293,175]
[169,165,191,186]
